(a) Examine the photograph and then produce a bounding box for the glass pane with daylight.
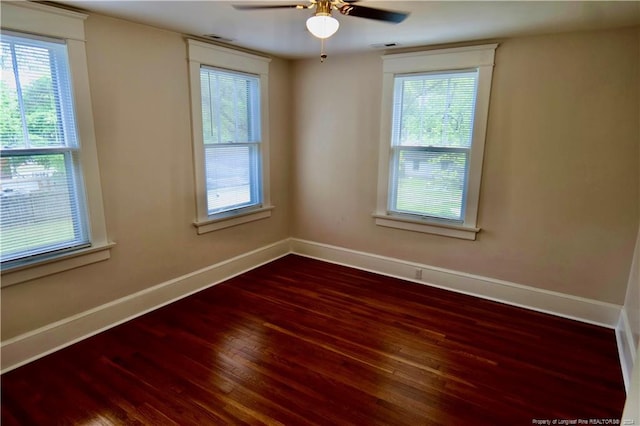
[0,42,22,149]
[0,153,88,263]
[393,70,478,148]
[200,67,260,145]
[205,145,259,214]
[0,34,76,149]
[392,149,468,221]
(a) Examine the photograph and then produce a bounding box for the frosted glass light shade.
[306,15,339,39]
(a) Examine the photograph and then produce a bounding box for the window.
[200,67,261,215]
[188,40,272,234]
[1,2,111,286]
[375,45,497,240]
[1,32,89,265]
[389,70,478,221]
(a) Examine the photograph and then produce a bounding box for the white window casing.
[374,44,498,240]
[1,2,112,287]
[187,40,273,234]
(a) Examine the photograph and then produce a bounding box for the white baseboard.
[616,309,637,392]
[0,239,291,374]
[290,238,622,328]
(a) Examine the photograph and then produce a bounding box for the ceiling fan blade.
[338,4,408,23]
[233,4,308,10]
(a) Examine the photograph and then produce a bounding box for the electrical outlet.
[415,268,422,280]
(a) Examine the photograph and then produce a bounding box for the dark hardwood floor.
[1,255,626,425]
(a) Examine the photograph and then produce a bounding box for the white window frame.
[1,2,112,287]
[374,44,497,240]
[187,40,273,235]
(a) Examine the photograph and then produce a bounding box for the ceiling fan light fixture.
[306,14,339,39]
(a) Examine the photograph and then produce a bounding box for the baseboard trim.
[290,238,622,329]
[616,309,637,392]
[1,239,291,374]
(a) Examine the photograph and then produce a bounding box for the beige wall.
[0,14,293,339]
[292,27,639,304]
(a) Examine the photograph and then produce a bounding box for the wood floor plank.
[1,255,626,425]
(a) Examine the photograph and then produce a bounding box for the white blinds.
[390,70,478,221]
[1,32,89,266]
[199,66,261,215]
[200,66,260,145]
[1,34,77,149]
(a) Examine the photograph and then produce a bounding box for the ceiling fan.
[233,0,409,60]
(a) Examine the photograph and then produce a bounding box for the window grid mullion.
[0,147,79,157]
[393,146,470,154]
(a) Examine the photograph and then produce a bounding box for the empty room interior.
[1,0,640,424]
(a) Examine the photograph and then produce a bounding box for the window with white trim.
[375,45,497,240]
[1,32,90,266]
[188,40,272,234]
[200,66,262,215]
[1,3,111,286]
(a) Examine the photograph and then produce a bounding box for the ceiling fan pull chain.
[320,38,327,63]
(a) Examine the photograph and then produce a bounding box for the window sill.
[1,242,116,287]
[194,206,274,235]
[373,213,480,240]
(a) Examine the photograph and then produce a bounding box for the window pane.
[205,144,260,214]
[0,42,23,149]
[393,71,478,148]
[200,67,260,145]
[0,34,77,149]
[1,153,88,262]
[392,149,468,221]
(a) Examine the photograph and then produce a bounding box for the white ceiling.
[61,1,640,59]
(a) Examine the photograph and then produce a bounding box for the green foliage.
[23,76,61,146]
[32,153,67,175]
[397,73,476,148]
[200,69,256,145]
[1,75,62,148]
[0,80,22,148]
[1,75,65,175]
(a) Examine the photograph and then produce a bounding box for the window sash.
[392,69,478,149]
[1,150,90,266]
[204,143,262,215]
[1,31,78,150]
[200,65,261,145]
[389,146,470,222]
[1,31,89,267]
